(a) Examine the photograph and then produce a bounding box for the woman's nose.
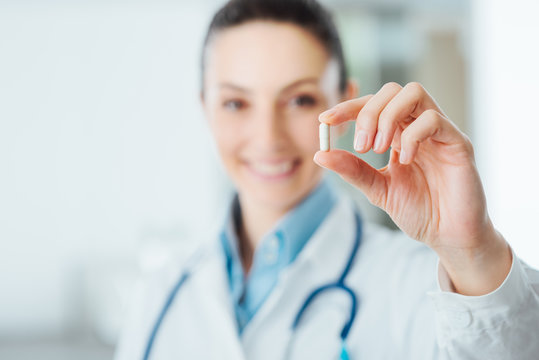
[252,105,286,152]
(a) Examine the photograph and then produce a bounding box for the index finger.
[318,94,373,125]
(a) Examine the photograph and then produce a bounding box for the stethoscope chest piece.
[340,341,350,360]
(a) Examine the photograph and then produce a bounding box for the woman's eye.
[290,95,317,108]
[223,99,245,111]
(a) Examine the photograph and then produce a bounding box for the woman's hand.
[314,82,512,296]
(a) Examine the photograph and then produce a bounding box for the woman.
[115,0,539,359]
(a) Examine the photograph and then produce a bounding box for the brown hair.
[201,0,348,93]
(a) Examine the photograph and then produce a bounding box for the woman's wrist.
[435,227,512,296]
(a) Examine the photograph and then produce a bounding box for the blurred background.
[1,0,538,358]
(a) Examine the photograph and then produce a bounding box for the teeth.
[250,161,294,176]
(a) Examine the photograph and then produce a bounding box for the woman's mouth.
[245,159,300,181]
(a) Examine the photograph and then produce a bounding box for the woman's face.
[203,21,344,212]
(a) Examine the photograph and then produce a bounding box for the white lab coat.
[115,196,539,359]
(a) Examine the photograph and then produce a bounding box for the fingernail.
[313,152,326,168]
[319,108,336,121]
[354,130,368,151]
[373,132,384,152]
[399,148,408,164]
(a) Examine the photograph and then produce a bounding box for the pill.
[319,123,330,151]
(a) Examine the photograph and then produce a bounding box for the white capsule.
[319,123,330,151]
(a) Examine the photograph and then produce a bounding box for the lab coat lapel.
[240,197,358,359]
[190,244,246,358]
[152,241,246,360]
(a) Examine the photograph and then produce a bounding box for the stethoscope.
[142,210,362,360]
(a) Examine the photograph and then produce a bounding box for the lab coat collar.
[239,195,359,348]
[289,194,359,282]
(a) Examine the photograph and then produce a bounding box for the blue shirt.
[220,180,337,332]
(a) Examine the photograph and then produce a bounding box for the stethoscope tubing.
[287,211,361,359]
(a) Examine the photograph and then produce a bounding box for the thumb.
[314,149,387,207]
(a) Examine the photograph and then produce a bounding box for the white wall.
[471,0,539,268]
[0,1,226,338]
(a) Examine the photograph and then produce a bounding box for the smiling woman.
[114,1,539,359]
[201,21,352,249]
